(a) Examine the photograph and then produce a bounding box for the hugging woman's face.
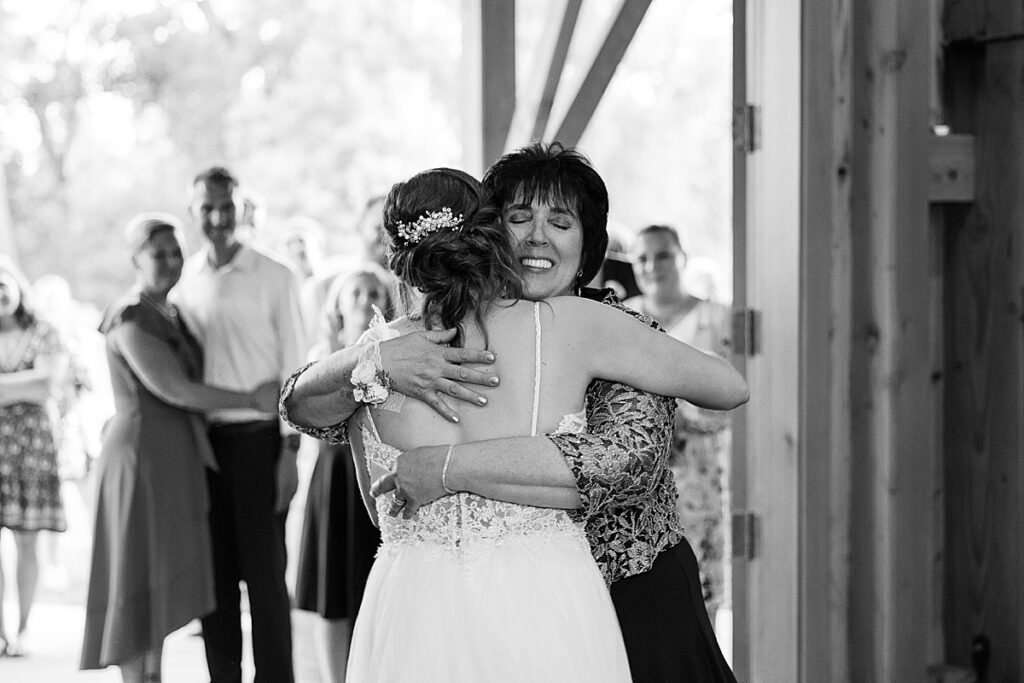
[503,197,584,300]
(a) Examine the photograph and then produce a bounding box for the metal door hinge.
[732,103,761,153]
[732,510,760,560]
[732,307,761,356]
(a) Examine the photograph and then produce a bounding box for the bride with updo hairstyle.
[382,167,522,347]
[343,166,748,682]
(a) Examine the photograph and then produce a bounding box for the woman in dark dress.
[295,262,395,683]
[80,214,278,683]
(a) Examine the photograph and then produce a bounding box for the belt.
[208,419,279,434]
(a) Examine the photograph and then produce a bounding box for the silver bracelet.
[441,444,457,495]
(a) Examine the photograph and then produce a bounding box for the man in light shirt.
[174,166,305,683]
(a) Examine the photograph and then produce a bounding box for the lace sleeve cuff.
[278,361,350,445]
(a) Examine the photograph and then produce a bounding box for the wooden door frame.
[740,1,944,680]
[732,1,802,680]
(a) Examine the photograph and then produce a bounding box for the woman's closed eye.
[507,211,532,224]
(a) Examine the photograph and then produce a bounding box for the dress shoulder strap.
[530,301,541,437]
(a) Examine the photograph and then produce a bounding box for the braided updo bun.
[383,168,523,346]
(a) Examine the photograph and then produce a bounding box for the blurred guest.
[0,256,68,657]
[31,273,90,593]
[354,195,387,269]
[174,166,305,683]
[281,216,326,282]
[300,197,387,343]
[80,214,279,683]
[294,263,395,683]
[625,224,733,624]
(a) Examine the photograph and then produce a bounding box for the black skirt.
[610,538,737,683]
[294,443,381,620]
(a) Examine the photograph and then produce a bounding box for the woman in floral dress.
[0,256,67,657]
[625,223,733,624]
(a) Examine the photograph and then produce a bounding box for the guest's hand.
[251,380,281,413]
[370,444,450,518]
[379,328,499,423]
[274,435,301,513]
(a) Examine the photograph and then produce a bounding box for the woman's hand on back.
[379,328,499,422]
[370,444,449,518]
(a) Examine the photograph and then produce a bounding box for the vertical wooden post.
[800,0,853,680]
[552,0,652,147]
[461,0,516,176]
[846,0,940,679]
[941,3,1024,678]
[735,0,802,679]
[481,0,516,169]
[729,0,750,676]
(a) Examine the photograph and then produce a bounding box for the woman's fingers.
[370,472,396,498]
[425,392,460,423]
[387,496,406,517]
[442,345,496,367]
[437,378,489,407]
[443,362,500,388]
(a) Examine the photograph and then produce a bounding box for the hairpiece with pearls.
[396,207,463,246]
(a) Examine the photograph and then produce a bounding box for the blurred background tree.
[0,0,730,308]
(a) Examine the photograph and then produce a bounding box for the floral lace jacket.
[278,291,684,585]
[547,291,683,584]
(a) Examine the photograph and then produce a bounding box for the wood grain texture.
[800,0,853,680]
[944,0,1024,42]
[942,37,1024,682]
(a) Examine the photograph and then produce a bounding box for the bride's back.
[368,300,592,451]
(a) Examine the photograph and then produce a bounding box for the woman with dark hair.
[286,166,746,680]
[283,142,742,682]
[0,256,67,658]
[80,214,279,683]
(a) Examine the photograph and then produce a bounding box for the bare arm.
[281,327,500,433]
[0,352,67,406]
[372,438,580,515]
[112,323,278,412]
[347,413,379,528]
[565,297,749,408]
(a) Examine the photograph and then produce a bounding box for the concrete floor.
[0,443,324,683]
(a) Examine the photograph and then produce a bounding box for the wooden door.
[731,1,801,680]
[942,6,1024,678]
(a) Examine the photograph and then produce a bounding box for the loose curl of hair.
[383,168,523,347]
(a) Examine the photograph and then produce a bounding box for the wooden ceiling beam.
[552,0,652,147]
[503,0,582,151]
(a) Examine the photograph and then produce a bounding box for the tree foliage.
[0,0,731,307]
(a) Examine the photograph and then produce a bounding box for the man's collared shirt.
[173,242,306,426]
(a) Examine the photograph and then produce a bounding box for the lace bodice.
[360,302,590,568]
[362,419,587,567]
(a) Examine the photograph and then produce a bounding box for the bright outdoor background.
[0,0,732,308]
[0,2,732,676]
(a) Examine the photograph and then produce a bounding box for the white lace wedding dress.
[346,303,631,682]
